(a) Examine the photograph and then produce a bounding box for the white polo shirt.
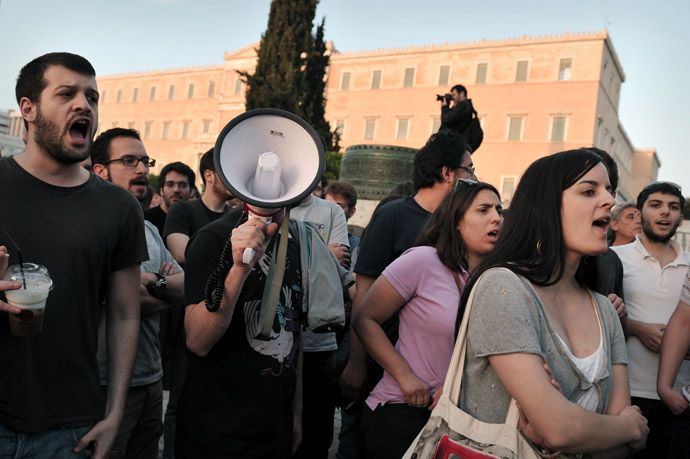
[612,235,690,399]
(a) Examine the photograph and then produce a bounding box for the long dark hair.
[416,180,500,272]
[456,149,603,334]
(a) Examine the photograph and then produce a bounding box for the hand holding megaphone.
[231,217,279,268]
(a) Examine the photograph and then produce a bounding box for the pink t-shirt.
[366,246,468,410]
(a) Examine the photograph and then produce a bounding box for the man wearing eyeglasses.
[612,181,689,458]
[144,162,195,238]
[92,128,185,458]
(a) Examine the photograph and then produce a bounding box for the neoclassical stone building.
[96,30,658,204]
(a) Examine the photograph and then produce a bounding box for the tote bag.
[403,269,540,459]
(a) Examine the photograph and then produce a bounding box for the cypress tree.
[241,0,338,150]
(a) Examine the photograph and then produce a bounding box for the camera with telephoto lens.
[436,93,452,103]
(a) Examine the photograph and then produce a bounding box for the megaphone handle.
[242,247,256,264]
[241,214,273,265]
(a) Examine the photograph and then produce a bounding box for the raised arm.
[184,220,278,357]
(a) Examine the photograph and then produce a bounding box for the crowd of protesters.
[0,52,687,459]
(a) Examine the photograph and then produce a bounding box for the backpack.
[462,110,483,153]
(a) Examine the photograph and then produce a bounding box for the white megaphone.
[213,108,326,263]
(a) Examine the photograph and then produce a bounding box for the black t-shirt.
[176,212,302,458]
[144,205,167,238]
[354,196,431,278]
[0,158,148,432]
[163,198,225,240]
[594,247,625,300]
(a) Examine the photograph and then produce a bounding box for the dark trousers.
[293,350,336,459]
[631,396,673,459]
[670,405,690,459]
[361,403,430,459]
[102,380,163,459]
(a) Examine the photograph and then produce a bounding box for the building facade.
[96,30,657,203]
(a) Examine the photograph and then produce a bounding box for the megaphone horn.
[214,108,326,263]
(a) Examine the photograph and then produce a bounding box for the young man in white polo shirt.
[612,181,689,459]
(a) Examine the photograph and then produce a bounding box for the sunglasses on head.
[454,178,479,192]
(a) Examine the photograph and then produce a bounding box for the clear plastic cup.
[4,263,53,337]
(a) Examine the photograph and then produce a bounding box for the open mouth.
[487,229,500,241]
[592,216,611,232]
[131,177,148,188]
[656,219,671,229]
[69,118,90,141]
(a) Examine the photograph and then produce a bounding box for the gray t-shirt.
[98,220,182,386]
[461,268,628,423]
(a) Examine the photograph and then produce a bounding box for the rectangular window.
[111,121,119,128]
[558,58,572,81]
[508,116,523,141]
[364,119,376,140]
[116,89,122,103]
[181,121,190,139]
[438,65,450,86]
[515,60,529,82]
[501,176,517,202]
[334,120,345,138]
[149,86,157,101]
[144,122,152,139]
[234,78,243,95]
[371,70,382,89]
[187,83,195,99]
[208,80,216,98]
[551,116,566,142]
[476,63,488,84]
[101,90,106,103]
[168,85,175,100]
[128,122,135,129]
[162,121,170,140]
[431,118,442,134]
[341,71,351,90]
[202,120,211,134]
[396,119,409,140]
[403,67,415,87]
[132,88,138,102]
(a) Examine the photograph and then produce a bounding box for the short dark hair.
[413,130,470,190]
[325,180,357,209]
[637,182,685,212]
[15,52,96,129]
[416,181,500,272]
[91,128,142,165]
[199,148,215,185]
[587,147,618,192]
[450,84,467,97]
[160,161,195,187]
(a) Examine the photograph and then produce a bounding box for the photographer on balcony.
[439,84,482,152]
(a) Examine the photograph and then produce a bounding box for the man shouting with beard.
[613,181,689,459]
[0,53,147,458]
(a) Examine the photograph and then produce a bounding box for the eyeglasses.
[454,178,478,192]
[163,181,190,190]
[458,165,476,175]
[102,156,156,168]
[643,181,682,193]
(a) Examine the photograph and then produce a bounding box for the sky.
[0,0,688,192]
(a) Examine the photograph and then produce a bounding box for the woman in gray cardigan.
[459,149,649,458]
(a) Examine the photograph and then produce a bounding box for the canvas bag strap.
[256,208,291,339]
[445,267,520,427]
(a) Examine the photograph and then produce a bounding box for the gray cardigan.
[461,268,628,423]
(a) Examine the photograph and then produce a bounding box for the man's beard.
[34,107,90,164]
[642,218,681,243]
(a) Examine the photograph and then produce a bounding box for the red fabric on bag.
[432,435,498,459]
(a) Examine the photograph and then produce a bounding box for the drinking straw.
[4,232,26,289]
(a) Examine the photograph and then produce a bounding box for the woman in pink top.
[353,180,503,459]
